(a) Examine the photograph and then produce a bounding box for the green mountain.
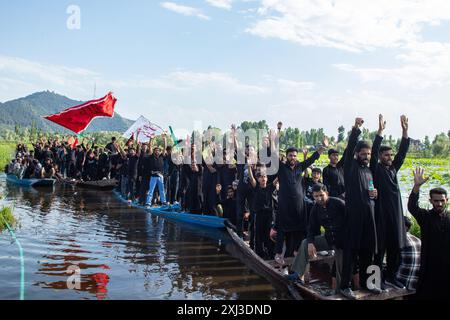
[0,91,134,132]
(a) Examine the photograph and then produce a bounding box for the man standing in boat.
[339,117,383,299]
[145,134,168,207]
[408,168,450,300]
[274,129,328,263]
[322,148,346,199]
[373,115,410,290]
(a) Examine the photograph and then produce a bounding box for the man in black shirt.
[288,184,345,291]
[166,146,182,204]
[126,147,140,202]
[408,168,450,300]
[373,115,410,289]
[274,136,328,262]
[323,148,346,199]
[340,117,383,299]
[105,137,119,154]
[248,166,275,260]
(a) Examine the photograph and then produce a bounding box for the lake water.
[0,175,283,300]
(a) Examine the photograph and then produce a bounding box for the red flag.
[44,92,117,134]
[67,136,79,149]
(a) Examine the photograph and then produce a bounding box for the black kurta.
[343,127,378,252]
[307,197,346,249]
[181,164,203,214]
[276,152,320,233]
[408,191,450,299]
[373,136,410,250]
[322,149,346,199]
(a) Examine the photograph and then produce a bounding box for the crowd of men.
[4,115,449,300]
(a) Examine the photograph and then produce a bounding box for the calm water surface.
[0,174,285,300]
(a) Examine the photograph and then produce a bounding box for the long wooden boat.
[149,205,229,229]
[6,174,56,188]
[226,227,416,300]
[65,179,118,190]
[113,190,228,229]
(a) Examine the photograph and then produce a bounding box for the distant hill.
[0,91,134,132]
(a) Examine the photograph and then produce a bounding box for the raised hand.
[322,136,330,148]
[302,148,309,159]
[355,117,364,128]
[413,167,429,187]
[401,115,409,132]
[378,114,386,135]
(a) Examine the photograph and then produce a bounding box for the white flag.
[123,116,164,143]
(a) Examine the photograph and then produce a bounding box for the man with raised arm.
[373,115,411,289]
[408,168,450,300]
[339,117,383,299]
[274,123,328,263]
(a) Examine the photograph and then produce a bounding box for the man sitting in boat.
[41,157,56,179]
[286,183,345,292]
[396,216,421,291]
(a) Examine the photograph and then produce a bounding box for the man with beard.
[373,115,410,290]
[339,117,383,300]
[287,184,346,291]
[408,168,450,300]
[274,131,328,263]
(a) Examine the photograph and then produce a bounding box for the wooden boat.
[226,227,416,300]
[6,174,56,188]
[66,179,118,190]
[149,205,229,229]
[113,190,229,229]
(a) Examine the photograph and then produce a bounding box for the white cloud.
[160,2,211,20]
[0,55,268,103]
[276,78,315,92]
[247,0,450,52]
[163,71,269,94]
[0,55,100,101]
[205,0,233,10]
[1,54,448,139]
[334,41,450,88]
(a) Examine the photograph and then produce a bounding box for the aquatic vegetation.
[0,206,16,231]
[0,143,15,172]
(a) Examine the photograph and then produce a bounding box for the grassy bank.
[0,143,15,172]
[0,206,16,231]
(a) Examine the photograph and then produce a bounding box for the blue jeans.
[146,176,166,205]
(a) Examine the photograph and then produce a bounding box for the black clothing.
[408,191,450,299]
[276,152,320,233]
[252,184,276,260]
[322,155,346,199]
[340,127,379,290]
[373,136,410,279]
[307,197,346,249]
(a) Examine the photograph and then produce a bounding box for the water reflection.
[0,176,283,300]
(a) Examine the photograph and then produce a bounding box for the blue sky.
[1,0,450,139]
